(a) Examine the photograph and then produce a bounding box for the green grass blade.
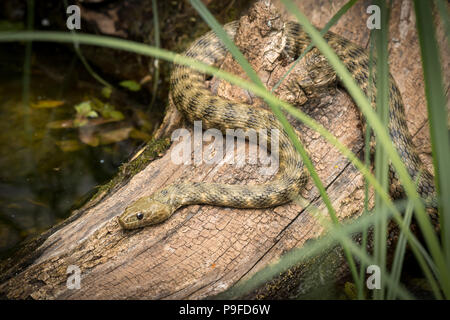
[272,0,358,92]
[217,201,414,300]
[388,199,415,300]
[22,0,34,142]
[0,30,416,241]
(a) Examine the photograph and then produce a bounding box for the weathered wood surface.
[0,0,447,299]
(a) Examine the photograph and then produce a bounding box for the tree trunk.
[0,0,447,300]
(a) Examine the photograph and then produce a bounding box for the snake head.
[118,197,173,230]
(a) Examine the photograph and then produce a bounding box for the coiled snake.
[118,21,435,230]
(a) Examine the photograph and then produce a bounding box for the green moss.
[91,137,171,202]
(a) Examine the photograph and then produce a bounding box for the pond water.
[0,42,161,258]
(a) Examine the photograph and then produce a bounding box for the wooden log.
[0,0,446,299]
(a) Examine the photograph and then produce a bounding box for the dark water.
[0,42,160,258]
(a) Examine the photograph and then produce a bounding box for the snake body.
[118,21,435,230]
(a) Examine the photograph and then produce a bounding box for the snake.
[118,20,436,230]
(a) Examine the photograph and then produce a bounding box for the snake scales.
[118,20,435,230]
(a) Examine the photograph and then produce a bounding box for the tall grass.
[62,0,113,89]
[358,27,376,299]
[190,0,362,286]
[0,0,448,299]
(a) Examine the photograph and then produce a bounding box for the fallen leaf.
[99,127,133,144]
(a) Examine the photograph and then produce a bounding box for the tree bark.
[0,0,447,300]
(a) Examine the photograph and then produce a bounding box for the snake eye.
[136,212,144,220]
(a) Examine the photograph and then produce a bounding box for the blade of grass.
[387,200,413,299]
[280,0,450,297]
[0,30,441,297]
[0,34,408,248]
[272,0,358,92]
[358,29,376,300]
[414,0,450,278]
